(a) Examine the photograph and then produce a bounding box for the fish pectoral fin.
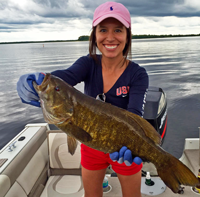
[63,123,92,143]
[71,125,93,143]
[67,135,78,155]
[60,123,92,155]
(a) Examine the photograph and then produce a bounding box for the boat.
[0,87,199,196]
[0,123,199,197]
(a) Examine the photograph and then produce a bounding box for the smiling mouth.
[104,45,118,49]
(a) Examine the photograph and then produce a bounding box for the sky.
[0,0,200,42]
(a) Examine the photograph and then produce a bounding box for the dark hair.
[89,27,132,62]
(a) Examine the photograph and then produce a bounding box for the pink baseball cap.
[92,1,131,28]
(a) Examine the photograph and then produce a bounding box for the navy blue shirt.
[51,55,149,116]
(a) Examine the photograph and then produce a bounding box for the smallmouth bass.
[33,73,198,193]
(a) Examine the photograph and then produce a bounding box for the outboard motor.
[143,86,167,143]
[141,87,168,195]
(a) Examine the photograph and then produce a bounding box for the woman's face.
[95,18,127,59]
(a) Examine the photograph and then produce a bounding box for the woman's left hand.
[109,146,142,166]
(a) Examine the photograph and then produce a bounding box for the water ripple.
[0,37,200,158]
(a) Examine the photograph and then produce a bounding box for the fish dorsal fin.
[126,112,162,145]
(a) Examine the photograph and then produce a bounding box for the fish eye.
[55,86,60,91]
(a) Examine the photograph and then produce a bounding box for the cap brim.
[93,13,130,28]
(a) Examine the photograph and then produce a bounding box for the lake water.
[0,37,200,158]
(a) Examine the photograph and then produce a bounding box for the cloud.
[0,17,92,41]
[132,16,200,35]
[0,0,200,42]
[120,0,200,17]
[0,0,94,31]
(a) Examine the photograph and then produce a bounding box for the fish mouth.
[34,73,71,124]
[39,73,51,93]
[33,73,51,94]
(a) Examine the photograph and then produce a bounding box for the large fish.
[33,73,198,193]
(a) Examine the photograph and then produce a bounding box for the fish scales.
[33,74,199,193]
[71,99,160,158]
[68,97,128,152]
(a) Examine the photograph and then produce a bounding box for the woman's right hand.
[109,146,142,166]
[16,72,45,107]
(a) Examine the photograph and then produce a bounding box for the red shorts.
[81,144,142,176]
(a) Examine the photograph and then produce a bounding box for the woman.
[17,2,148,197]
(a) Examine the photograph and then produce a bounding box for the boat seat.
[40,130,84,197]
[184,149,199,173]
[1,126,48,197]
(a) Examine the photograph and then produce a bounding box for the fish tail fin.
[156,153,199,193]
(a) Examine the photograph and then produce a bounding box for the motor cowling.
[143,86,167,143]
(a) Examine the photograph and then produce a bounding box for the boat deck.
[104,149,200,197]
[104,177,198,197]
[1,125,199,197]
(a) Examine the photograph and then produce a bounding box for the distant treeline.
[0,40,77,45]
[78,34,200,41]
[0,34,199,44]
[131,34,200,39]
[78,36,90,41]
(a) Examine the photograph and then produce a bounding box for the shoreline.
[0,34,199,45]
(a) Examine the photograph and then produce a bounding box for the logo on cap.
[110,6,113,11]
